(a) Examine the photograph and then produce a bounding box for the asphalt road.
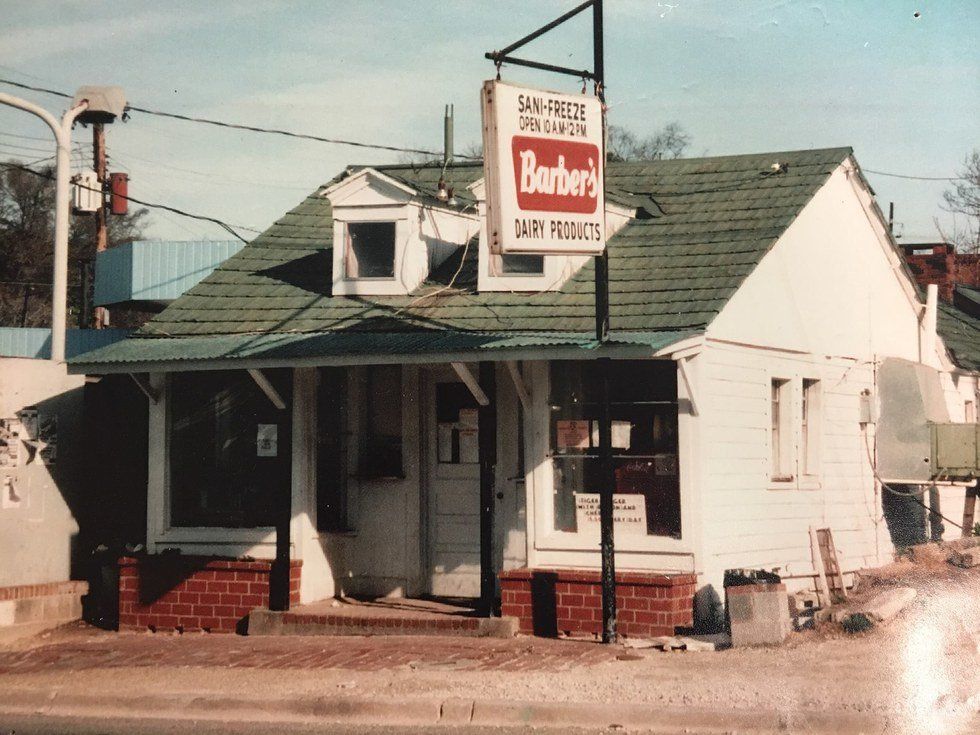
[0,714,629,735]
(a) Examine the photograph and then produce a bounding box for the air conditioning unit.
[72,170,102,214]
[931,423,980,480]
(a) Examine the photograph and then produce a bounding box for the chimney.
[443,104,454,166]
[920,283,938,366]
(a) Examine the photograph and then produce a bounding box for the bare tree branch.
[941,150,980,255]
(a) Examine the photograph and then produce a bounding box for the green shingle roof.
[938,291,980,372]
[131,147,850,342]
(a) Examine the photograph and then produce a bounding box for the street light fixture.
[0,85,126,363]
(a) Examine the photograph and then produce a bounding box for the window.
[169,370,291,528]
[801,379,821,477]
[359,365,403,478]
[770,378,792,481]
[436,382,479,464]
[549,361,680,538]
[498,254,544,275]
[316,367,350,532]
[345,221,395,279]
[966,400,977,423]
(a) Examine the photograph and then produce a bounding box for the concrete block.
[850,587,916,624]
[1,593,83,627]
[477,616,518,638]
[246,610,287,636]
[727,584,791,647]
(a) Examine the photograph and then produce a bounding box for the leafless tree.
[939,150,980,254]
[403,124,692,167]
[606,122,690,162]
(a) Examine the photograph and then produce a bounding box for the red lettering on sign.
[511,136,600,214]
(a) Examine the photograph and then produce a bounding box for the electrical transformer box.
[72,171,102,213]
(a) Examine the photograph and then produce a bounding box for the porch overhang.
[66,329,698,375]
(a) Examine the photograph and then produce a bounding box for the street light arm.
[50,100,89,363]
[0,92,89,363]
[0,92,63,144]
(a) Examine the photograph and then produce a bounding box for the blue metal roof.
[0,328,132,360]
[94,240,244,306]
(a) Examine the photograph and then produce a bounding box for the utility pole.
[93,123,108,328]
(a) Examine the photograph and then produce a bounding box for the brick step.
[247,609,518,638]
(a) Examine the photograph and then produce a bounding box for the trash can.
[724,568,791,647]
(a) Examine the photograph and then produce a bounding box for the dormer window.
[499,254,545,276]
[325,167,478,297]
[345,221,396,279]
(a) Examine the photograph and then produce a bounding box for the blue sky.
[0,1,977,243]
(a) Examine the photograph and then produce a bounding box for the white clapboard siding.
[697,340,885,594]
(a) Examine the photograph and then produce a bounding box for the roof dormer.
[467,177,641,293]
[322,168,479,297]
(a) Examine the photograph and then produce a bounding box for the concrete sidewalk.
[1,564,979,735]
[0,684,898,734]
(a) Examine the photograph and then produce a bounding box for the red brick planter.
[118,555,301,634]
[499,568,696,639]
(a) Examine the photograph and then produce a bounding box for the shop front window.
[169,370,291,528]
[550,360,680,538]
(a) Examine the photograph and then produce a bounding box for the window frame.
[801,378,822,480]
[527,359,694,556]
[494,253,546,277]
[770,377,794,483]
[546,359,682,540]
[344,220,397,281]
[161,370,290,538]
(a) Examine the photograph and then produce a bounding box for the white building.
[69,147,980,635]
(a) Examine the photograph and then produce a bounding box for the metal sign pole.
[486,0,616,643]
[591,0,617,646]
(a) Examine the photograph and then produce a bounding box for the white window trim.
[150,373,278,554]
[525,360,695,555]
[769,377,794,485]
[801,377,823,485]
[342,220,398,282]
[766,375,824,491]
[332,209,410,296]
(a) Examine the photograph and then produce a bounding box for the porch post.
[269,379,292,612]
[269,494,291,610]
[478,361,498,616]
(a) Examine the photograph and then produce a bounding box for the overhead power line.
[863,168,960,182]
[0,77,477,161]
[3,77,964,184]
[0,161,257,241]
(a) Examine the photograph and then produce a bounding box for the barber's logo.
[511,136,600,214]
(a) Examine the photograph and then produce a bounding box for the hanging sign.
[481,80,605,255]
